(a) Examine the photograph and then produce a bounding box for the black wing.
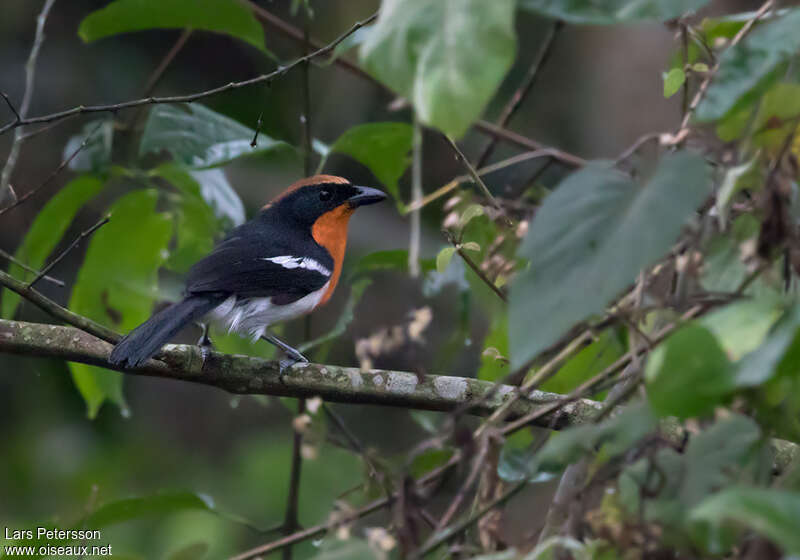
[185,221,332,301]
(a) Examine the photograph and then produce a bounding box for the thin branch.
[0,92,21,123]
[28,215,109,289]
[0,247,64,287]
[475,21,563,168]
[0,120,107,217]
[0,0,57,203]
[0,270,119,343]
[0,13,378,136]
[443,135,504,215]
[678,0,774,132]
[445,232,507,303]
[472,120,586,168]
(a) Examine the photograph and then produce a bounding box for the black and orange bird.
[109,175,386,368]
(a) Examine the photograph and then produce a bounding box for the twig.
[445,232,507,302]
[405,148,570,214]
[0,270,119,343]
[0,93,21,123]
[413,479,527,558]
[0,120,107,217]
[443,135,504,215]
[0,247,64,287]
[472,120,586,168]
[475,21,563,168]
[678,0,774,132]
[0,13,378,136]
[408,118,423,277]
[0,0,57,204]
[28,215,109,289]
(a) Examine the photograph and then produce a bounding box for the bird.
[108,175,386,369]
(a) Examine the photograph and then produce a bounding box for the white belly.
[209,282,329,341]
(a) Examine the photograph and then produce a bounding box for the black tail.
[109,295,224,367]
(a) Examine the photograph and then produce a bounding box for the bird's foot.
[196,323,214,369]
[278,350,309,383]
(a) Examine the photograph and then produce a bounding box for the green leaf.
[696,9,800,122]
[63,119,114,173]
[435,247,456,274]
[536,402,657,472]
[167,542,209,560]
[69,190,172,418]
[458,203,485,231]
[510,152,709,368]
[328,122,412,204]
[79,0,267,53]
[360,0,516,138]
[645,324,734,418]
[519,0,710,24]
[691,487,800,555]
[350,249,435,277]
[700,296,784,362]
[140,103,291,169]
[2,176,104,319]
[478,312,509,382]
[540,329,624,396]
[663,68,686,98]
[734,305,800,387]
[681,415,762,507]
[713,157,760,226]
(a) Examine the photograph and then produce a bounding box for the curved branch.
[0,318,603,427]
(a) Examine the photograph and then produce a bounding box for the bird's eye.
[319,189,333,202]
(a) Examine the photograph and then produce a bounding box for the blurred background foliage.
[3,0,800,558]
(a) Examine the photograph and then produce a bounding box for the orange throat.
[311,204,354,305]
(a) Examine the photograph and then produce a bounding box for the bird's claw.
[278,351,309,384]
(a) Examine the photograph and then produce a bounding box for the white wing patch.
[262,255,331,277]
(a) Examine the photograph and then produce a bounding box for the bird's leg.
[196,322,214,368]
[196,322,214,348]
[261,331,309,379]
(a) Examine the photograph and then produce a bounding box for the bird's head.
[265,175,386,228]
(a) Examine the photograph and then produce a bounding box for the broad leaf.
[510,152,709,368]
[540,329,624,396]
[536,402,656,473]
[360,0,516,138]
[734,305,800,387]
[140,104,291,169]
[328,122,412,203]
[645,324,733,418]
[2,176,104,319]
[63,119,114,173]
[700,296,784,361]
[79,0,267,53]
[69,190,172,418]
[696,9,800,122]
[691,487,800,555]
[519,0,710,24]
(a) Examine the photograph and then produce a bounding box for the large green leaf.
[360,0,516,138]
[734,305,800,387]
[2,176,104,319]
[691,487,800,555]
[328,122,412,204]
[140,104,291,169]
[519,0,710,24]
[645,324,734,418]
[79,0,267,53]
[69,190,172,418]
[153,163,242,273]
[509,152,709,368]
[696,9,800,122]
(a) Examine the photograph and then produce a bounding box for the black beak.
[348,186,387,207]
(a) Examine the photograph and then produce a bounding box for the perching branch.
[0,318,605,427]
